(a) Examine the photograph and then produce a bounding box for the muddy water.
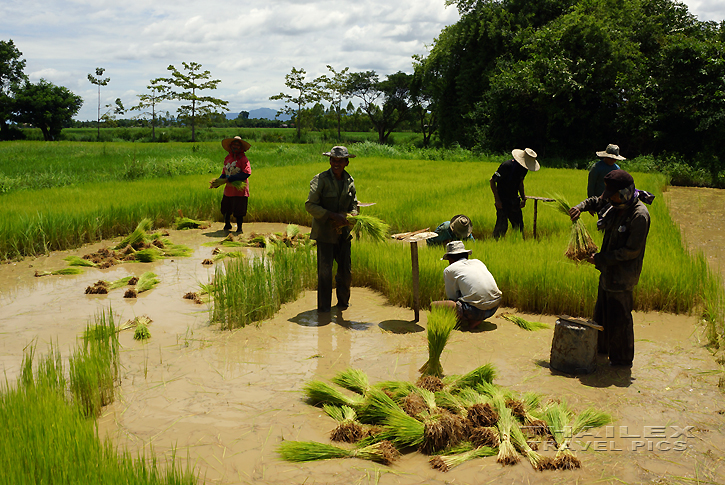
[1,211,724,484]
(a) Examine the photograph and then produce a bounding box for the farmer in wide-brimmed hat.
[209,136,252,233]
[587,144,625,198]
[569,169,654,368]
[427,214,475,246]
[490,148,540,239]
[305,146,359,313]
[431,241,502,330]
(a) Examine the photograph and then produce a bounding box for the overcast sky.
[2,0,723,121]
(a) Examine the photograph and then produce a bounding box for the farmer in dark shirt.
[490,148,540,239]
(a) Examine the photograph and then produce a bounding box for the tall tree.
[87,67,110,141]
[346,70,413,144]
[317,65,350,141]
[163,62,228,142]
[0,39,27,140]
[269,67,321,139]
[130,79,170,141]
[12,79,82,141]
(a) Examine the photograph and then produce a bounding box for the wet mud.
[1,204,724,484]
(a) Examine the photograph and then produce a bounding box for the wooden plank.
[411,241,420,322]
[557,315,604,331]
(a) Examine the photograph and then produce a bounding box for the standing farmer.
[588,144,624,198]
[490,148,540,239]
[568,169,653,367]
[305,146,359,313]
[210,136,252,233]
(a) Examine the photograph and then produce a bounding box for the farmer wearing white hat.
[427,214,475,246]
[305,146,359,313]
[587,144,625,198]
[490,148,540,239]
[209,136,252,233]
[431,241,502,330]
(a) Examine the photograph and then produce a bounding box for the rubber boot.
[223,214,232,231]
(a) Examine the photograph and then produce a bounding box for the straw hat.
[596,144,626,161]
[222,136,251,153]
[441,240,472,260]
[450,214,473,239]
[512,148,540,171]
[323,146,356,158]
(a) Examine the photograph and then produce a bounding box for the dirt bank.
[0,194,724,484]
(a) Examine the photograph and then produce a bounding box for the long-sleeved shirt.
[305,168,359,244]
[575,196,651,291]
[587,160,620,198]
[444,258,502,310]
[221,153,251,197]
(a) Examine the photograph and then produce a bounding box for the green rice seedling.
[374,380,417,402]
[549,407,613,469]
[323,404,365,443]
[348,214,389,242]
[510,419,551,470]
[549,194,598,262]
[286,223,300,238]
[277,440,399,465]
[136,271,160,293]
[134,321,151,340]
[134,246,163,262]
[175,217,208,229]
[212,251,246,262]
[113,218,153,250]
[429,445,497,472]
[542,401,578,469]
[230,180,247,190]
[303,380,364,408]
[419,306,458,377]
[443,363,497,391]
[500,312,550,331]
[430,441,476,456]
[433,390,468,416]
[492,395,521,466]
[108,275,134,289]
[356,387,403,424]
[64,255,97,267]
[331,368,370,395]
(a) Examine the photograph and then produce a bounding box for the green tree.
[317,65,350,141]
[0,39,27,140]
[87,67,110,141]
[130,79,170,141]
[163,62,228,142]
[269,67,321,139]
[12,79,83,141]
[346,70,413,144]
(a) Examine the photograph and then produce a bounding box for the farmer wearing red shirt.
[210,136,252,233]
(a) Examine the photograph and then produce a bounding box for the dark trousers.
[593,286,635,365]
[316,238,352,311]
[493,205,524,239]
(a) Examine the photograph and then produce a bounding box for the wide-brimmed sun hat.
[450,214,473,239]
[596,144,626,161]
[601,169,635,199]
[512,148,540,171]
[441,240,472,260]
[323,146,356,158]
[222,136,251,153]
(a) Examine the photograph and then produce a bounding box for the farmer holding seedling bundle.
[490,148,540,239]
[209,136,251,233]
[588,144,624,198]
[431,241,502,329]
[569,169,654,367]
[426,214,475,246]
[305,146,359,313]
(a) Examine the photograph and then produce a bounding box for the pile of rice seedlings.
[136,272,159,293]
[174,217,209,230]
[419,306,458,377]
[348,214,390,243]
[499,313,550,331]
[112,219,192,260]
[550,194,598,262]
[64,255,97,267]
[35,267,85,277]
[282,364,612,472]
[133,320,151,340]
[84,276,136,295]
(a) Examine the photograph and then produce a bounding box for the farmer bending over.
[432,241,502,329]
[305,146,359,313]
[569,169,654,368]
[427,214,475,246]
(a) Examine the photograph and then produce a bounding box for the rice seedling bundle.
[491,395,520,466]
[133,321,151,340]
[443,364,497,391]
[550,194,598,262]
[134,247,163,262]
[64,255,97,267]
[429,445,497,472]
[419,306,458,377]
[276,440,399,465]
[331,368,370,395]
[500,312,550,331]
[113,218,153,250]
[323,405,365,443]
[348,214,389,243]
[174,217,209,229]
[303,380,364,408]
[510,419,552,470]
[550,407,613,470]
[108,275,134,289]
[35,267,85,276]
[136,272,159,293]
[230,180,247,191]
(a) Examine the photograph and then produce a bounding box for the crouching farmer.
[432,241,502,329]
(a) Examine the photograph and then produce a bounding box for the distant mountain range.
[225,108,291,121]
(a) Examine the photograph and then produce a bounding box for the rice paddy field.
[1,140,725,484]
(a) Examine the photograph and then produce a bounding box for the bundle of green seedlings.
[112,218,192,261]
[85,275,138,295]
[35,267,85,277]
[284,350,611,471]
[347,214,390,243]
[123,271,159,298]
[550,194,598,262]
[419,306,458,378]
[174,217,210,230]
[499,312,550,331]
